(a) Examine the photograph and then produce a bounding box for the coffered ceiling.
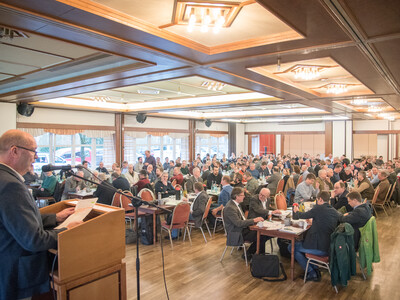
[0,0,399,123]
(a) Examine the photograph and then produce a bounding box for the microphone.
[41,165,72,172]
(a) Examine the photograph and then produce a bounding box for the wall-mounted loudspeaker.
[205,119,212,127]
[136,113,147,124]
[17,103,34,117]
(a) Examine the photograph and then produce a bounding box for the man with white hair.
[315,169,333,191]
[186,167,203,193]
[62,170,88,200]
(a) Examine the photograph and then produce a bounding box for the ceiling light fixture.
[162,1,243,33]
[350,99,368,105]
[137,89,160,95]
[90,96,110,103]
[367,106,383,113]
[201,81,226,91]
[326,84,348,94]
[292,65,322,80]
[378,113,395,121]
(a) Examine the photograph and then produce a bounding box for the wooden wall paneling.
[115,113,122,165]
[325,121,333,156]
[280,134,284,155]
[369,134,377,156]
[247,134,252,155]
[228,123,236,158]
[189,119,195,162]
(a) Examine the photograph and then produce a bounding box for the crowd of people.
[11,136,393,296]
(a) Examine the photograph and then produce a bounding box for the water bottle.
[176,186,181,200]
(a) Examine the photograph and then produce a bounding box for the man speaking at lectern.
[0,130,79,300]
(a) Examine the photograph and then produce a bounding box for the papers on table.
[278,226,306,234]
[55,198,98,229]
[273,210,292,218]
[258,221,285,230]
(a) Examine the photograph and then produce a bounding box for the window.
[124,133,188,162]
[32,132,115,172]
[195,134,228,159]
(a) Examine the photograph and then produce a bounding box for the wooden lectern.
[40,200,127,300]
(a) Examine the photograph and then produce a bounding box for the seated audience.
[93,173,115,205]
[224,187,269,259]
[376,170,390,203]
[339,191,372,250]
[180,160,190,175]
[266,167,281,196]
[315,169,333,191]
[330,181,352,212]
[125,164,139,186]
[32,170,57,198]
[121,160,129,174]
[248,188,280,219]
[207,166,222,190]
[112,171,131,191]
[248,163,260,179]
[294,173,320,202]
[290,191,340,281]
[134,157,144,172]
[96,161,109,174]
[170,167,184,186]
[155,171,176,198]
[244,171,259,195]
[186,167,203,194]
[134,170,151,193]
[80,160,92,180]
[23,165,39,184]
[147,164,157,183]
[368,167,380,188]
[211,175,233,218]
[62,170,87,200]
[352,171,375,201]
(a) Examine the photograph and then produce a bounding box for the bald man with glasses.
[248,188,280,219]
[0,130,80,300]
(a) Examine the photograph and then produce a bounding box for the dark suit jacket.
[331,190,353,212]
[94,180,115,205]
[0,164,63,300]
[223,200,254,246]
[293,203,340,252]
[266,173,281,195]
[191,191,208,227]
[339,203,372,249]
[112,176,131,191]
[207,172,222,189]
[248,196,270,219]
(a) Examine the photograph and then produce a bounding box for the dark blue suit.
[0,164,63,300]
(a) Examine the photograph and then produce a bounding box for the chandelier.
[326,84,348,94]
[350,99,368,105]
[201,81,226,91]
[161,1,242,34]
[378,113,395,121]
[367,106,382,113]
[90,96,110,103]
[292,65,322,80]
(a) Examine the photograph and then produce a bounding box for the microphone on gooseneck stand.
[41,165,72,172]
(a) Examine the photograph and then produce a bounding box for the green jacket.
[41,175,57,194]
[359,216,380,275]
[330,223,356,287]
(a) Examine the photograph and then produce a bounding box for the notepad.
[55,198,98,229]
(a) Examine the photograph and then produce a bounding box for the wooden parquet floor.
[124,207,400,300]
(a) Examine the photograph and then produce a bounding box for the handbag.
[250,254,287,281]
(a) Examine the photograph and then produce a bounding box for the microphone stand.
[66,168,171,300]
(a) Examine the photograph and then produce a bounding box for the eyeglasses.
[13,145,37,156]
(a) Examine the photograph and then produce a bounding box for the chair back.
[170,202,190,229]
[275,191,287,210]
[371,186,380,205]
[275,179,284,194]
[297,175,303,186]
[120,190,134,212]
[138,188,155,201]
[202,197,213,220]
[385,182,396,203]
[111,190,123,207]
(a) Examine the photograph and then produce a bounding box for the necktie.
[238,205,245,220]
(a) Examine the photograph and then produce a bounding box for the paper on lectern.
[55,198,98,229]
